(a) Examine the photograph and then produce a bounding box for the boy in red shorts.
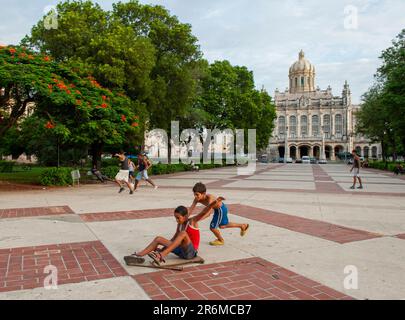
[126,197,224,266]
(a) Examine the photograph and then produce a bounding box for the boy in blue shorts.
[189,182,249,246]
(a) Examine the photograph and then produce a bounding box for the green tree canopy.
[22,0,204,132]
[192,60,276,151]
[0,45,140,167]
[357,29,405,160]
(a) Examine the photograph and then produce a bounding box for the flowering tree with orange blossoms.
[0,46,141,167]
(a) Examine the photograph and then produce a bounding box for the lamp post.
[321,125,326,161]
[284,125,289,164]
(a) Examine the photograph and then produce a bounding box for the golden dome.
[289,50,315,73]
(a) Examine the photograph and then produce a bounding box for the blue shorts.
[210,203,229,229]
[172,243,198,260]
[136,170,149,181]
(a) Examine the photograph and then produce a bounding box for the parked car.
[310,157,317,164]
[318,159,328,164]
[278,157,285,163]
[295,158,303,164]
[302,156,310,164]
[286,157,293,163]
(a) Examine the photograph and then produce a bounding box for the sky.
[0,0,404,104]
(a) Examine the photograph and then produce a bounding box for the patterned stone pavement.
[0,163,404,300]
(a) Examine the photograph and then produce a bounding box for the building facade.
[268,50,381,161]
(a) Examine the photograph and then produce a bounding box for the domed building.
[268,50,381,161]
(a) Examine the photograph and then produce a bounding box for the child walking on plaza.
[350,149,363,189]
[189,182,249,246]
[126,197,224,265]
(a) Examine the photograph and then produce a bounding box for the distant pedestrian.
[134,153,158,191]
[128,159,136,184]
[350,150,363,189]
[114,151,135,194]
[91,165,113,183]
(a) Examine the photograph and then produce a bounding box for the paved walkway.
[0,164,404,300]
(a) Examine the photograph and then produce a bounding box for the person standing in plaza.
[350,150,363,189]
[114,151,135,194]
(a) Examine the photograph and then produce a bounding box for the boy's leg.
[210,228,225,243]
[209,207,225,245]
[159,231,192,259]
[143,171,158,189]
[220,222,249,232]
[351,176,356,188]
[358,176,363,188]
[136,236,172,257]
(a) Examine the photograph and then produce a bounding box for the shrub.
[39,167,74,186]
[101,158,120,167]
[368,161,404,172]
[102,166,120,179]
[0,160,15,173]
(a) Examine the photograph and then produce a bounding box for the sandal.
[241,224,250,237]
[209,239,225,246]
[124,252,145,265]
[148,251,166,265]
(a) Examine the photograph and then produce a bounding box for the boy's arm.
[192,197,225,223]
[170,224,181,241]
[188,199,198,217]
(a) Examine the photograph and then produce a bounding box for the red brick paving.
[0,206,74,220]
[228,204,382,244]
[79,204,382,244]
[132,257,354,300]
[312,165,345,193]
[80,208,174,222]
[0,241,128,293]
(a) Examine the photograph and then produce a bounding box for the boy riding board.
[189,182,249,246]
[126,196,225,266]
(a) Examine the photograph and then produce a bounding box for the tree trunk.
[91,142,103,170]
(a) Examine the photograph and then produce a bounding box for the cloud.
[1,0,404,104]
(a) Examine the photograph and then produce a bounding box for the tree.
[23,0,205,135]
[0,45,140,168]
[377,29,405,155]
[112,0,204,131]
[357,29,405,160]
[192,60,276,151]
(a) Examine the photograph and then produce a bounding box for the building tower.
[289,50,316,94]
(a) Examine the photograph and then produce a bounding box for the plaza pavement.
[0,163,404,300]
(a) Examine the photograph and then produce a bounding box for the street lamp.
[284,125,289,164]
[320,125,325,161]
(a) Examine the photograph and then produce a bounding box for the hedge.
[39,167,74,186]
[0,160,15,173]
[368,161,404,172]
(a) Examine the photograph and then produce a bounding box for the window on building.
[290,116,297,137]
[301,77,304,86]
[323,115,331,138]
[295,78,298,87]
[335,114,343,137]
[312,115,319,136]
[372,146,378,158]
[278,116,285,135]
[301,115,308,136]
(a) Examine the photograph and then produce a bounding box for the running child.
[189,182,249,246]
